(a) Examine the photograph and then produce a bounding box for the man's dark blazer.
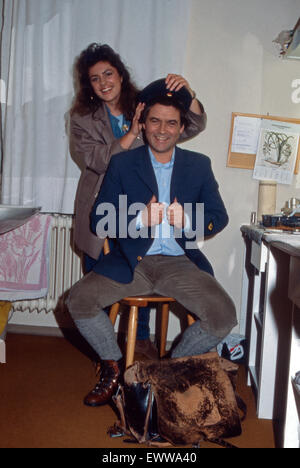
[91,145,228,283]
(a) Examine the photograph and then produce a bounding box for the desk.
[0,301,11,363]
[241,226,300,448]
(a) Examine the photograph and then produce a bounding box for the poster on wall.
[252,119,300,185]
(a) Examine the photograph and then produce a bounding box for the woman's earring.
[90,95,94,101]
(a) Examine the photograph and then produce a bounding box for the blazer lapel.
[170,147,189,203]
[133,146,190,202]
[94,104,114,143]
[133,146,159,199]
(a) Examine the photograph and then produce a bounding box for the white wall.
[171,0,300,339]
[10,0,300,341]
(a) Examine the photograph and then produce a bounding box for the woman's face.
[88,61,123,107]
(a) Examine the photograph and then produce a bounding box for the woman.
[69,43,207,360]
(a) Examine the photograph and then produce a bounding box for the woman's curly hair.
[70,43,139,120]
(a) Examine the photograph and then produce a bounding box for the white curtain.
[0,0,191,214]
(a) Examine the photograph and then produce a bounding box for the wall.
[172,0,300,339]
[9,0,300,342]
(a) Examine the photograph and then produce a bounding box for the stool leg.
[187,313,196,326]
[160,303,170,357]
[109,302,120,326]
[126,305,138,368]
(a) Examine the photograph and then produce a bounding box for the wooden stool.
[109,296,195,368]
[103,240,195,368]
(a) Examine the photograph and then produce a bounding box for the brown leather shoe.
[134,338,158,359]
[84,359,121,407]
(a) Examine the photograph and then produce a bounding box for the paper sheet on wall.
[231,116,262,154]
[253,119,300,185]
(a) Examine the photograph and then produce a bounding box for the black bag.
[109,352,246,448]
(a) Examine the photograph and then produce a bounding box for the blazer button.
[137,256,143,262]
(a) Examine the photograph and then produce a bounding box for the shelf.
[249,366,258,390]
[254,312,263,330]
[242,225,300,444]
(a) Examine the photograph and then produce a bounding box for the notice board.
[227,112,300,174]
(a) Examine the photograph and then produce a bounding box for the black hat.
[138,78,192,112]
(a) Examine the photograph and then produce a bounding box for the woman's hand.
[129,102,145,136]
[165,74,194,98]
[119,102,145,150]
[165,74,202,115]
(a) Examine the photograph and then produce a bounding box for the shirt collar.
[148,146,175,169]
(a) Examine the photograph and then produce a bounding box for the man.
[67,79,237,407]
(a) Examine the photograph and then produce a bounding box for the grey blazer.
[69,103,207,259]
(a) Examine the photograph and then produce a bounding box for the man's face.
[143,103,184,160]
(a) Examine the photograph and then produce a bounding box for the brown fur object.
[123,352,243,446]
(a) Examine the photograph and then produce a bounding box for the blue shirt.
[137,147,185,256]
[106,106,130,138]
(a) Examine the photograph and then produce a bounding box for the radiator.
[12,214,83,314]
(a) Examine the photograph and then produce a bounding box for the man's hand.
[141,195,164,227]
[167,197,185,229]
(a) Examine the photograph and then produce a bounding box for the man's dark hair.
[140,96,188,129]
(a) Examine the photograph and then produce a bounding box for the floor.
[0,332,275,448]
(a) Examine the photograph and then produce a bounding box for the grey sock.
[75,311,122,362]
[171,320,222,358]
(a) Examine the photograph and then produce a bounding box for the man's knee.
[66,273,101,320]
[209,294,237,338]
